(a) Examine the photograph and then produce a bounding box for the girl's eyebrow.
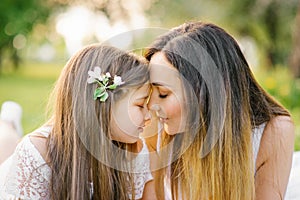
[136,95,149,100]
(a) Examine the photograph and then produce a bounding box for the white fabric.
[0,126,153,200]
[285,151,300,200]
[0,101,23,136]
[0,127,51,200]
[252,123,266,171]
[128,138,154,199]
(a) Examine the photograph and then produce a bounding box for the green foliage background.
[0,62,62,132]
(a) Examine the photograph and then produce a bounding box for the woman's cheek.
[164,95,182,119]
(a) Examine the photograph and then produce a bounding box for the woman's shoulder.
[267,115,294,129]
[256,115,295,166]
[263,116,294,146]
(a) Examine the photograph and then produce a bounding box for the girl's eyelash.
[136,103,145,108]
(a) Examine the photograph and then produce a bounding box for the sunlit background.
[0,0,299,149]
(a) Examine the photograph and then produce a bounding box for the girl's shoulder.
[10,124,51,166]
[27,125,52,163]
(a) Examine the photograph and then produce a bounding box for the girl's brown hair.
[47,44,149,199]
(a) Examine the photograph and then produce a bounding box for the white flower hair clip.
[87,66,125,102]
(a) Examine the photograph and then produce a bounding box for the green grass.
[0,61,62,133]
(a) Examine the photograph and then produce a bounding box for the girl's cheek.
[129,107,144,126]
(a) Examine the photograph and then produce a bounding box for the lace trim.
[2,135,51,199]
[1,127,153,200]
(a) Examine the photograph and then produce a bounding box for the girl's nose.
[144,110,151,121]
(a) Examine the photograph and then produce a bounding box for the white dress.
[0,126,153,200]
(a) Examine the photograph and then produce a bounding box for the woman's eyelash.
[159,94,168,98]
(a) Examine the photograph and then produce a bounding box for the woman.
[0,44,153,199]
[145,22,295,199]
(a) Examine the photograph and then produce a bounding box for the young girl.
[145,22,295,200]
[0,44,153,199]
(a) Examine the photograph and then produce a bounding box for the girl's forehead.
[135,84,150,95]
[125,84,150,102]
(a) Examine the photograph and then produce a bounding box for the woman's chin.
[164,124,179,135]
[164,122,186,135]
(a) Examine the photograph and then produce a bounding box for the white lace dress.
[0,126,153,200]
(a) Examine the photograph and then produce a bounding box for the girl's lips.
[144,120,151,126]
[138,127,144,132]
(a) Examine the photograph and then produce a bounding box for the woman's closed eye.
[159,93,168,98]
[156,86,170,99]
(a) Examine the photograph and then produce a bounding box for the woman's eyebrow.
[151,83,162,86]
[151,82,171,87]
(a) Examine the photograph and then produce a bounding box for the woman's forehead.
[149,52,180,88]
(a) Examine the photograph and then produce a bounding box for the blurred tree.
[223,0,298,67]
[145,0,298,68]
[289,4,300,78]
[145,0,222,27]
[0,0,52,72]
[0,0,146,73]
[50,0,136,24]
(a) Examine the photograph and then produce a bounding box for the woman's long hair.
[145,22,289,200]
[46,44,149,199]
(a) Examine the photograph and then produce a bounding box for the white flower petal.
[94,66,101,75]
[87,76,96,84]
[99,74,105,81]
[88,70,96,77]
[106,72,111,78]
[114,75,125,86]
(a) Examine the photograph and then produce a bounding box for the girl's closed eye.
[135,98,148,108]
[136,103,145,108]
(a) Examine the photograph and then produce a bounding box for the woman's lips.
[159,117,168,123]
